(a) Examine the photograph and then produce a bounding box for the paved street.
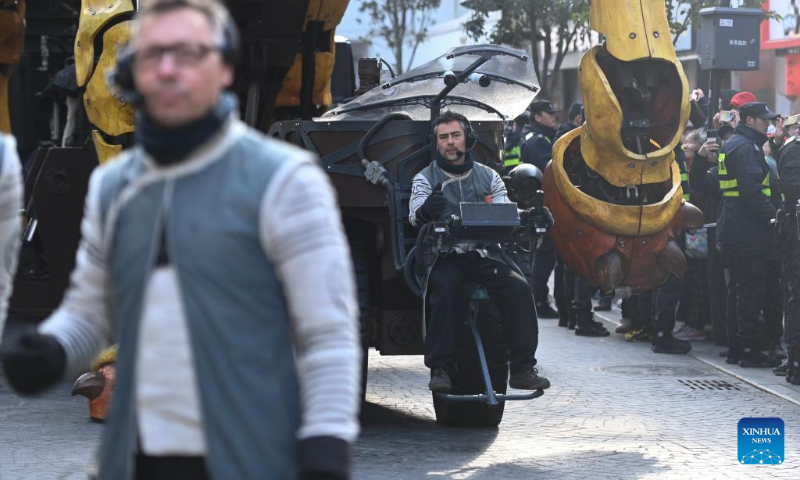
[2,313,800,479]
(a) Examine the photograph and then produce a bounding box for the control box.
[698,7,762,71]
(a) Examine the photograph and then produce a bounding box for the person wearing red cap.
[729,91,757,110]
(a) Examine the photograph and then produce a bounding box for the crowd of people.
[503,90,800,382]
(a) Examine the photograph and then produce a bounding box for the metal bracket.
[362,160,388,186]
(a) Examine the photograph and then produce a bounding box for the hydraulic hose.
[357,112,411,162]
[358,112,412,272]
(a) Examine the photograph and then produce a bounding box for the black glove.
[0,330,66,395]
[298,436,351,480]
[418,183,448,222]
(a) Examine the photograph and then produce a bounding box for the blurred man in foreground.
[0,1,361,478]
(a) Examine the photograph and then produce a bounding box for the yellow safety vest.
[718,152,772,198]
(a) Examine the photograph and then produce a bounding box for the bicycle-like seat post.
[467,289,498,407]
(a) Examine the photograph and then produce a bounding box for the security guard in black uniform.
[503,113,529,173]
[519,100,561,318]
[717,102,781,368]
[774,114,800,383]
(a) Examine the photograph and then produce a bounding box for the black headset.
[461,119,478,151]
[111,14,240,97]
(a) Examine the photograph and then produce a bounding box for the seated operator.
[409,110,550,393]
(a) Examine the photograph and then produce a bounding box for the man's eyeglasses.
[134,43,220,70]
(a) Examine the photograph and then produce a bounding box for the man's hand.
[697,138,720,158]
[0,330,66,395]
[774,116,786,147]
[690,88,704,102]
[420,183,448,222]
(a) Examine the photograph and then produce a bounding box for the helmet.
[507,163,543,209]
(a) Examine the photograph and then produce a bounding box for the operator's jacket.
[716,125,777,255]
[37,109,361,479]
[519,122,557,173]
[409,152,509,263]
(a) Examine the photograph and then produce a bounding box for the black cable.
[357,112,412,272]
[378,58,396,79]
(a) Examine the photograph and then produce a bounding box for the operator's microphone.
[455,150,465,158]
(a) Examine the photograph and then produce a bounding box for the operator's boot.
[787,358,800,385]
[574,309,610,337]
[509,367,550,390]
[652,331,692,354]
[428,368,451,393]
[739,344,781,368]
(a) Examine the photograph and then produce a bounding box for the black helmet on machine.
[507,163,543,209]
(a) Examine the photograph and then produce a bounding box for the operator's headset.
[110,11,241,100]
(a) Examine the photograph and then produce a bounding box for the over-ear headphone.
[218,17,240,67]
[460,119,478,151]
[110,16,240,98]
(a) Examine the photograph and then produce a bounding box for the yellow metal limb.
[0,0,25,133]
[590,0,677,62]
[578,46,689,187]
[551,126,683,237]
[84,22,136,138]
[91,130,123,164]
[275,0,349,108]
[75,0,135,88]
[0,69,10,134]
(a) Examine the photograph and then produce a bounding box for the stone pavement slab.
[593,301,800,406]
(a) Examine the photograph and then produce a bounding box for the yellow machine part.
[84,21,136,141]
[590,0,678,63]
[91,130,124,164]
[91,344,118,371]
[0,71,10,134]
[578,46,689,187]
[0,2,25,65]
[75,0,135,88]
[0,0,25,134]
[276,53,336,107]
[551,126,684,237]
[275,0,349,108]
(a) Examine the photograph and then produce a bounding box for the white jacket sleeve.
[408,173,432,227]
[38,168,111,376]
[259,158,361,443]
[0,135,23,335]
[490,170,510,204]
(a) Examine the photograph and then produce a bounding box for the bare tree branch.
[359,0,442,75]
